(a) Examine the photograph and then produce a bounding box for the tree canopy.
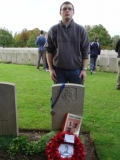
[0,28,14,47]
[85,24,113,49]
[27,35,36,47]
[14,28,40,47]
[0,25,120,49]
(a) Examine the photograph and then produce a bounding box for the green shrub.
[37,130,57,155]
[0,135,15,150]
[7,131,57,158]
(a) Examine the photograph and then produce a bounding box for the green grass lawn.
[0,63,120,160]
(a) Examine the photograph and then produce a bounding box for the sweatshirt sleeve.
[80,28,90,59]
[46,26,57,54]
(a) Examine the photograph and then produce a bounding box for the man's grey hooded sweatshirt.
[46,20,90,70]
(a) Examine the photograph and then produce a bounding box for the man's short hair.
[40,30,44,34]
[60,1,74,11]
[94,37,98,41]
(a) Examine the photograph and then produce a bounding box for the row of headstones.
[89,50,118,72]
[96,56,118,72]
[0,48,118,72]
[0,48,39,65]
[0,82,83,136]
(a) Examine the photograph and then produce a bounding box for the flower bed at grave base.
[0,130,98,160]
[46,131,85,160]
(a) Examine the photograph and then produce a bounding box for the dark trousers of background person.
[90,57,97,71]
[116,58,120,89]
[37,50,47,70]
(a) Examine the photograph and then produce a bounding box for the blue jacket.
[35,35,46,51]
[90,41,101,57]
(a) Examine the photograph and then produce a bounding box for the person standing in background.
[115,38,120,90]
[90,37,101,74]
[35,30,48,71]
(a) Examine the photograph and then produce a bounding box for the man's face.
[60,4,74,21]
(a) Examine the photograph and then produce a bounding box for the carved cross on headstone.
[0,113,8,134]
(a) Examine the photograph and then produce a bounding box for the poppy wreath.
[46,131,86,160]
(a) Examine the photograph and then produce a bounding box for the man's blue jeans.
[54,67,83,85]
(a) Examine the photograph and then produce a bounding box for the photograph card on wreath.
[62,113,82,136]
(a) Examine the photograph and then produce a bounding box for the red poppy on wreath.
[46,131,86,160]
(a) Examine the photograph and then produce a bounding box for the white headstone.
[99,57,108,71]
[51,83,84,130]
[23,52,29,64]
[1,51,7,62]
[109,58,117,72]
[16,52,23,64]
[30,53,37,65]
[6,51,12,63]
[12,52,17,63]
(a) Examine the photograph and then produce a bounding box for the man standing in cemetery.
[115,38,120,90]
[36,30,48,71]
[90,37,101,74]
[46,1,89,84]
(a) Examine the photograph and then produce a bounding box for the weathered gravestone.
[16,52,23,64]
[6,51,12,63]
[51,83,84,130]
[109,57,117,72]
[99,57,108,71]
[30,53,37,65]
[0,82,18,136]
[1,50,7,62]
[23,52,29,64]
[12,52,17,64]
